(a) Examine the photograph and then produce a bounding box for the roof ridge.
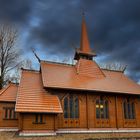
[21,68,39,73]
[41,60,75,67]
[101,68,124,73]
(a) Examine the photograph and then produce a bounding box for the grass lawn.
[0,132,140,140]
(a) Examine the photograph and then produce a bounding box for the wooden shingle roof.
[41,60,140,95]
[0,83,18,102]
[15,70,63,113]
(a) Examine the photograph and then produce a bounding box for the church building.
[0,16,140,136]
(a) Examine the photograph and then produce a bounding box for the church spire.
[74,14,105,78]
[74,14,96,60]
[80,13,91,54]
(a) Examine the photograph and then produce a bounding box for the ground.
[1,132,140,140]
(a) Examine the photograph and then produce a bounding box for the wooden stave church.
[0,16,140,135]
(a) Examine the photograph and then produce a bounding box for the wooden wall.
[15,93,140,131]
[0,102,18,128]
[19,113,55,130]
[1,90,140,131]
[87,94,116,128]
[49,89,140,129]
[56,93,115,128]
[116,96,138,128]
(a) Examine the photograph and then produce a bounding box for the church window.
[64,95,79,119]
[96,96,109,119]
[123,98,135,119]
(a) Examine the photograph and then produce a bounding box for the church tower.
[74,15,105,78]
[74,14,96,60]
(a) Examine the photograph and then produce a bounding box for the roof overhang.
[44,86,140,96]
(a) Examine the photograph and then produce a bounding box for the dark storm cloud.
[0,0,140,82]
[0,0,33,24]
[28,0,82,55]
[87,0,140,82]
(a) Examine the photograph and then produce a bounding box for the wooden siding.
[50,89,140,129]
[21,113,55,130]
[17,93,140,131]
[1,90,140,131]
[116,96,138,128]
[0,102,18,128]
[87,95,116,128]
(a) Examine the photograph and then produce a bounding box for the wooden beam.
[115,96,118,129]
[18,113,23,131]
[86,93,89,129]
[54,114,56,131]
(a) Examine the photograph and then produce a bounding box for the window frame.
[33,114,45,124]
[95,96,109,119]
[123,98,136,120]
[3,107,17,120]
[63,94,79,119]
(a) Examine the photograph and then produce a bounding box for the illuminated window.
[123,98,135,119]
[64,95,79,119]
[3,107,17,120]
[96,97,109,119]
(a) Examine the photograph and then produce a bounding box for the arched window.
[123,98,135,119]
[63,95,79,119]
[96,96,109,119]
[64,97,68,118]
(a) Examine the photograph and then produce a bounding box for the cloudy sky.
[0,0,140,83]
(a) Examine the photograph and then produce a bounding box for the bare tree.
[0,23,20,89]
[21,59,33,70]
[5,59,33,84]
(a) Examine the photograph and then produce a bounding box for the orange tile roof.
[15,70,63,113]
[76,59,105,78]
[41,61,140,95]
[0,83,18,102]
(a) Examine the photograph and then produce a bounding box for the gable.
[0,83,18,102]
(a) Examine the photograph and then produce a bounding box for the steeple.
[74,14,96,60]
[80,14,91,54]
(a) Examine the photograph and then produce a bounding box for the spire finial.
[82,10,85,16]
[81,8,86,17]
